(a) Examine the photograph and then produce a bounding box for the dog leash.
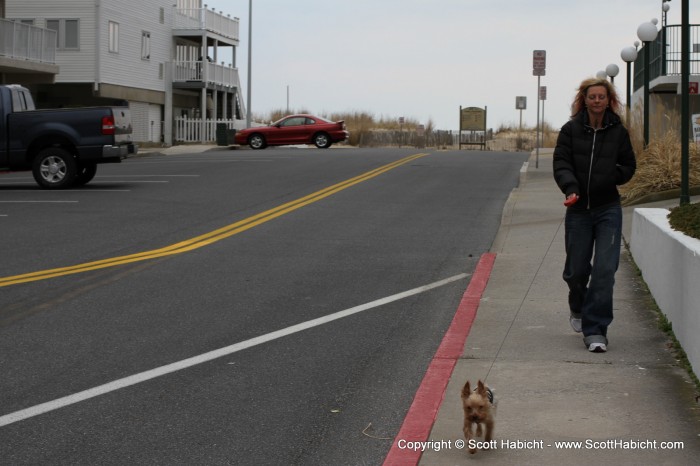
[481,215,565,385]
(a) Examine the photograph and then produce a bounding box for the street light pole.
[680,0,690,205]
[246,0,252,128]
[637,20,659,148]
[621,46,638,126]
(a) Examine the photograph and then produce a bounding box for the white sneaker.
[569,315,582,333]
[588,342,607,353]
[584,335,608,353]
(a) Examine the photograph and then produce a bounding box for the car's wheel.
[32,147,78,189]
[313,132,332,149]
[74,163,98,186]
[248,134,267,150]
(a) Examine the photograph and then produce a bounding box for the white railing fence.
[173,7,239,40]
[175,117,246,143]
[0,18,57,63]
[172,60,241,90]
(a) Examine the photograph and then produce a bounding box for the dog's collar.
[474,387,494,404]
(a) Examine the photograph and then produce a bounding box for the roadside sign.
[515,96,527,110]
[539,86,547,100]
[460,107,486,131]
[533,50,546,76]
[690,82,699,95]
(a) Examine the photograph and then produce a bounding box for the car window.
[279,117,305,127]
[305,118,316,125]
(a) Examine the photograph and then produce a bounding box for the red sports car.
[235,114,349,149]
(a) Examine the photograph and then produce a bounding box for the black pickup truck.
[0,84,137,189]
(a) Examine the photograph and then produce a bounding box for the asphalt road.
[0,147,528,465]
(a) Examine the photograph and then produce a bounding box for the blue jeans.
[563,203,622,337]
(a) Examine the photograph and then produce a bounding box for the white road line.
[0,188,131,192]
[0,201,78,203]
[0,273,468,427]
[90,180,168,183]
[95,175,199,177]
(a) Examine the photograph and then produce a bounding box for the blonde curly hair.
[570,77,622,117]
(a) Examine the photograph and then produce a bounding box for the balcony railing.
[0,18,57,64]
[172,60,241,89]
[633,24,700,92]
[173,7,239,41]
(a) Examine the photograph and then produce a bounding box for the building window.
[46,19,79,50]
[141,31,151,60]
[108,21,119,53]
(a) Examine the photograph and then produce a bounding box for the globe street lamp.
[637,20,659,147]
[620,46,638,125]
[662,1,671,74]
[606,64,620,84]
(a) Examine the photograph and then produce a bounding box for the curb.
[383,253,496,466]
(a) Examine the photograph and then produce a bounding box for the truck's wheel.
[74,163,98,186]
[32,147,78,189]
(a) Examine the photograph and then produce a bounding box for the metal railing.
[172,60,241,88]
[634,24,700,91]
[0,18,57,64]
[173,7,239,41]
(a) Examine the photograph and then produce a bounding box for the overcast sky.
[207,0,699,131]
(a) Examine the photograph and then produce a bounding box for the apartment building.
[5,0,245,144]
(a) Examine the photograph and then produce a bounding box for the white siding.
[131,102,163,143]
[130,101,149,141]
[7,0,95,83]
[148,104,162,143]
[8,0,175,90]
[99,0,174,93]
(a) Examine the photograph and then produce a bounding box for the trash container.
[227,129,237,145]
[216,123,228,146]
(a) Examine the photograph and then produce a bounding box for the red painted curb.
[382,252,496,466]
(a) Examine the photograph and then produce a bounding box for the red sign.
[533,50,546,77]
[533,50,546,70]
[690,82,699,95]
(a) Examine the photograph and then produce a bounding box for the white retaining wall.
[630,208,700,374]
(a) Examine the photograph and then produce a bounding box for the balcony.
[0,18,59,77]
[172,60,241,91]
[633,24,700,92]
[173,6,240,42]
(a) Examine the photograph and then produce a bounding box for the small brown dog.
[461,380,496,454]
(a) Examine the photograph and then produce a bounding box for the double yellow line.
[1,153,429,288]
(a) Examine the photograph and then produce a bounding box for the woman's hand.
[564,193,579,207]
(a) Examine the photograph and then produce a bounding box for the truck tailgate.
[111,107,133,144]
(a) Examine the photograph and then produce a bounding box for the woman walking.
[553,77,636,353]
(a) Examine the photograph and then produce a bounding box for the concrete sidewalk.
[420,149,700,465]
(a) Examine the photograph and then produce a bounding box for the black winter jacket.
[553,109,636,210]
